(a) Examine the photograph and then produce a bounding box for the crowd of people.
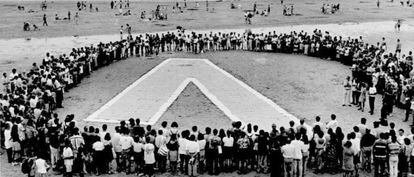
[1,22,414,177]
[4,111,414,177]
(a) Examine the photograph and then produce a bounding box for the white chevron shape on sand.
[84,58,309,132]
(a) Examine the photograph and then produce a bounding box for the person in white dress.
[62,141,74,176]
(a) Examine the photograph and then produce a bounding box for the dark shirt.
[361,133,376,147]
[373,139,388,160]
[166,140,179,151]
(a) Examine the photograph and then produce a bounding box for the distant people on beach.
[23,22,39,31]
[17,5,25,11]
[77,1,88,11]
[41,1,47,11]
[395,19,402,32]
[322,4,340,14]
[283,5,294,16]
[74,12,79,25]
[120,25,124,40]
[42,14,48,26]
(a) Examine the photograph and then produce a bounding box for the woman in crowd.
[343,141,355,177]
[167,134,179,175]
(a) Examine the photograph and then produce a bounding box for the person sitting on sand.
[23,22,30,31]
[33,24,39,31]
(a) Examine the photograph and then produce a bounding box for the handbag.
[218,145,222,154]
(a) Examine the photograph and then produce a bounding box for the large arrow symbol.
[85,58,309,132]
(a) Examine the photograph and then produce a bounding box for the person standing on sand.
[377,0,380,8]
[253,2,257,12]
[42,14,48,26]
[343,76,352,106]
[367,84,378,115]
[126,24,131,37]
[395,19,402,31]
[396,39,402,57]
[120,25,124,40]
[68,11,71,20]
[74,12,79,25]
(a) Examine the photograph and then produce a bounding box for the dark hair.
[289,121,295,127]
[344,141,352,148]
[198,133,204,140]
[11,124,19,141]
[353,126,359,132]
[192,126,198,132]
[171,122,178,128]
[404,138,411,145]
[104,133,111,141]
[361,118,366,124]
[205,127,211,134]
[390,122,395,128]
[295,133,301,140]
[247,123,252,133]
[213,129,218,135]
[89,126,94,133]
[161,121,168,128]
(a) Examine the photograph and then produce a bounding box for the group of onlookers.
[4,112,414,177]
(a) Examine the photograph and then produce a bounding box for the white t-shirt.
[35,158,48,174]
[197,139,206,150]
[222,137,234,147]
[29,97,38,108]
[63,146,73,156]
[132,141,144,153]
[119,135,133,150]
[155,135,167,148]
[144,143,155,164]
[186,141,200,154]
[111,132,122,152]
[93,141,104,151]
[290,140,304,159]
[4,129,12,149]
[178,138,188,155]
